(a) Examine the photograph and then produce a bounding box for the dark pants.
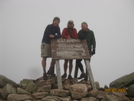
[76,59,84,72]
[76,59,91,73]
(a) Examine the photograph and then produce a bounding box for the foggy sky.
[0,0,134,87]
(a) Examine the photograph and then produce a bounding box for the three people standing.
[41,17,96,80]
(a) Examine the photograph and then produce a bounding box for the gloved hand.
[91,50,95,55]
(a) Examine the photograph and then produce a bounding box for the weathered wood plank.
[51,38,90,59]
[55,60,63,89]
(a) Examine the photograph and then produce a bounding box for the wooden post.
[84,59,96,89]
[55,60,63,89]
[74,60,78,78]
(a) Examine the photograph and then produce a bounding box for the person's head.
[53,17,60,26]
[81,22,88,31]
[67,20,74,29]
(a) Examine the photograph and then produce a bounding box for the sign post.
[51,38,96,89]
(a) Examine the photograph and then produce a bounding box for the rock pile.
[0,72,134,101]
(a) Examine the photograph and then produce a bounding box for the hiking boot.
[84,74,88,81]
[68,75,73,79]
[43,72,47,80]
[78,72,86,79]
[62,73,67,78]
[47,67,54,75]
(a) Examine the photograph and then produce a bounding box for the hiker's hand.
[49,35,54,38]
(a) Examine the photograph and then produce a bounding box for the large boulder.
[112,92,130,101]
[20,79,33,85]
[59,96,71,101]
[32,92,48,99]
[69,84,88,100]
[25,81,38,93]
[37,84,51,92]
[110,72,134,88]
[7,94,32,101]
[80,97,99,101]
[0,75,17,88]
[88,89,98,97]
[96,91,107,100]
[50,89,71,97]
[41,96,71,101]
[37,79,55,87]
[128,84,134,97]
[101,93,130,101]
[1,84,16,99]
[63,79,73,90]
[41,96,61,101]
[17,87,31,95]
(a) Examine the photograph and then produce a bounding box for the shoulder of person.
[46,24,52,28]
[63,27,68,30]
[88,29,94,33]
[78,29,83,33]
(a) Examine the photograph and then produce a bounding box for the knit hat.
[82,22,88,26]
[53,17,60,22]
[68,20,74,25]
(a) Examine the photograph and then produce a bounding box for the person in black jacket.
[41,17,61,80]
[76,22,96,80]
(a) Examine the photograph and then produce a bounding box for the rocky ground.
[0,72,134,101]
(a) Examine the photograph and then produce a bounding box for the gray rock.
[70,78,78,84]
[104,85,109,89]
[20,79,33,85]
[50,89,71,97]
[63,79,72,90]
[69,84,88,100]
[95,81,100,89]
[41,96,71,101]
[72,100,79,101]
[38,79,55,87]
[1,84,16,99]
[112,92,130,101]
[88,89,98,97]
[58,96,71,101]
[41,96,61,101]
[102,93,130,101]
[110,72,134,88]
[0,75,17,88]
[80,97,99,101]
[7,94,32,101]
[96,91,106,100]
[128,84,134,97]
[17,87,31,95]
[32,92,48,99]
[37,84,51,92]
[26,82,38,93]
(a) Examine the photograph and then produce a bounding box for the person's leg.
[42,57,47,80]
[47,59,55,76]
[76,59,86,79]
[69,59,73,75]
[68,59,73,79]
[62,59,68,77]
[76,59,84,72]
[50,59,55,67]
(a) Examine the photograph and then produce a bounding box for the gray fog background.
[0,0,134,87]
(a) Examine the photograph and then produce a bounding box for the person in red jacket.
[62,20,78,79]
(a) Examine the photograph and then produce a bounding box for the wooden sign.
[51,38,90,59]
